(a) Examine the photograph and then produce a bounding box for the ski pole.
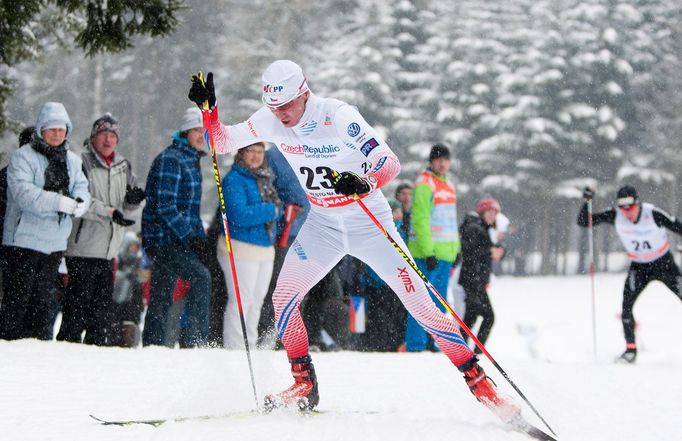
[353,195,557,437]
[197,72,259,409]
[587,199,597,360]
[277,204,297,249]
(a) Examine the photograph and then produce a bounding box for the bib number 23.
[300,166,335,190]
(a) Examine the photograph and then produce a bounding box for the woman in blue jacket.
[218,142,281,349]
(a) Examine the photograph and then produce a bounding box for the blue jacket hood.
[171,131,187,145]
[34,102,73,139]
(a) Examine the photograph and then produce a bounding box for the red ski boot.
[463,363,521,423]
[264,355,319,412]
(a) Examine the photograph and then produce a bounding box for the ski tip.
[89,414,124,426]
[510,415,558,441]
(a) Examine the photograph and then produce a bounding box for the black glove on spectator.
[124,185,146,205]
[188,72,216,108]
[112,209,135,226]
[333,171,371,196]
[425,255,438,271]
[583,186,595,201]
[189,236,213,266]
[111,210,135,227]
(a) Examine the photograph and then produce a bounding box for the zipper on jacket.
[74,218,85,243]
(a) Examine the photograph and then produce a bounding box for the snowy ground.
[2,273,682,441]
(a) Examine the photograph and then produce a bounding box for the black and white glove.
[112,209,135,226]
[583,186,595,201]
[124,185,146,205]
[73,198,88,218]
[188,72,216,108]
[332,171,371,196]
[57,196,78,215]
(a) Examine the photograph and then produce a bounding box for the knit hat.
[35,102,72,138]
[429,143,451,161]
[91,113,120,140]
[476,197,501,216]
[616,185,639,207]
[180,107,203,132]
[262,60,310,108]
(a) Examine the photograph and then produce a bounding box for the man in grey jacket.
[56,113,145,346]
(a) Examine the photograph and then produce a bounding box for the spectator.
[394,182,413,243]
[0,102,90,340]
[110,232,145,347]
[0,126,35,239]
[363,198,408,351]
[141,107,211,348]
[218,142,281,349]
[405,143,460,352]
[0,125,35,305]
[57,113,144,345]
[459,198,504,352]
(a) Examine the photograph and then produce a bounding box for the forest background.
[2,0,681,275]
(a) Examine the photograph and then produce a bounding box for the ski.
[90,408,375,427]
[89,411,260,427]
[510,415,558,441]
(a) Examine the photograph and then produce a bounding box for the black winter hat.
[429,143,451,161]
[616,185,639,207]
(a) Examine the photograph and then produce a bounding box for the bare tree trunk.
[540,201,552,275]
[93,55,103,117]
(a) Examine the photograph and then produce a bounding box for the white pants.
[217,239,274,349]
[272,192,474,368]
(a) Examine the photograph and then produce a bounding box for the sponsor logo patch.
[398,267,415,293]
[280,143,304,154]
[263,84,284,94]
[360,137,380,157]
[307,194,357,208]
[247,120,258,137]
[347,122,361,137]
[371,156,387,172]
[304,144,340,155]
[293,241,308,260]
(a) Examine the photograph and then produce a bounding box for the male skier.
[188,60,520,422]
[578,185,682,363]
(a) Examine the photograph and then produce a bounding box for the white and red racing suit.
[209,94,475,368]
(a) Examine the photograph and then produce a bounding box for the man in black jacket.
[458,198,504,352]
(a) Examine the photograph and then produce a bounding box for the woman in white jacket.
[0,102,90,340]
